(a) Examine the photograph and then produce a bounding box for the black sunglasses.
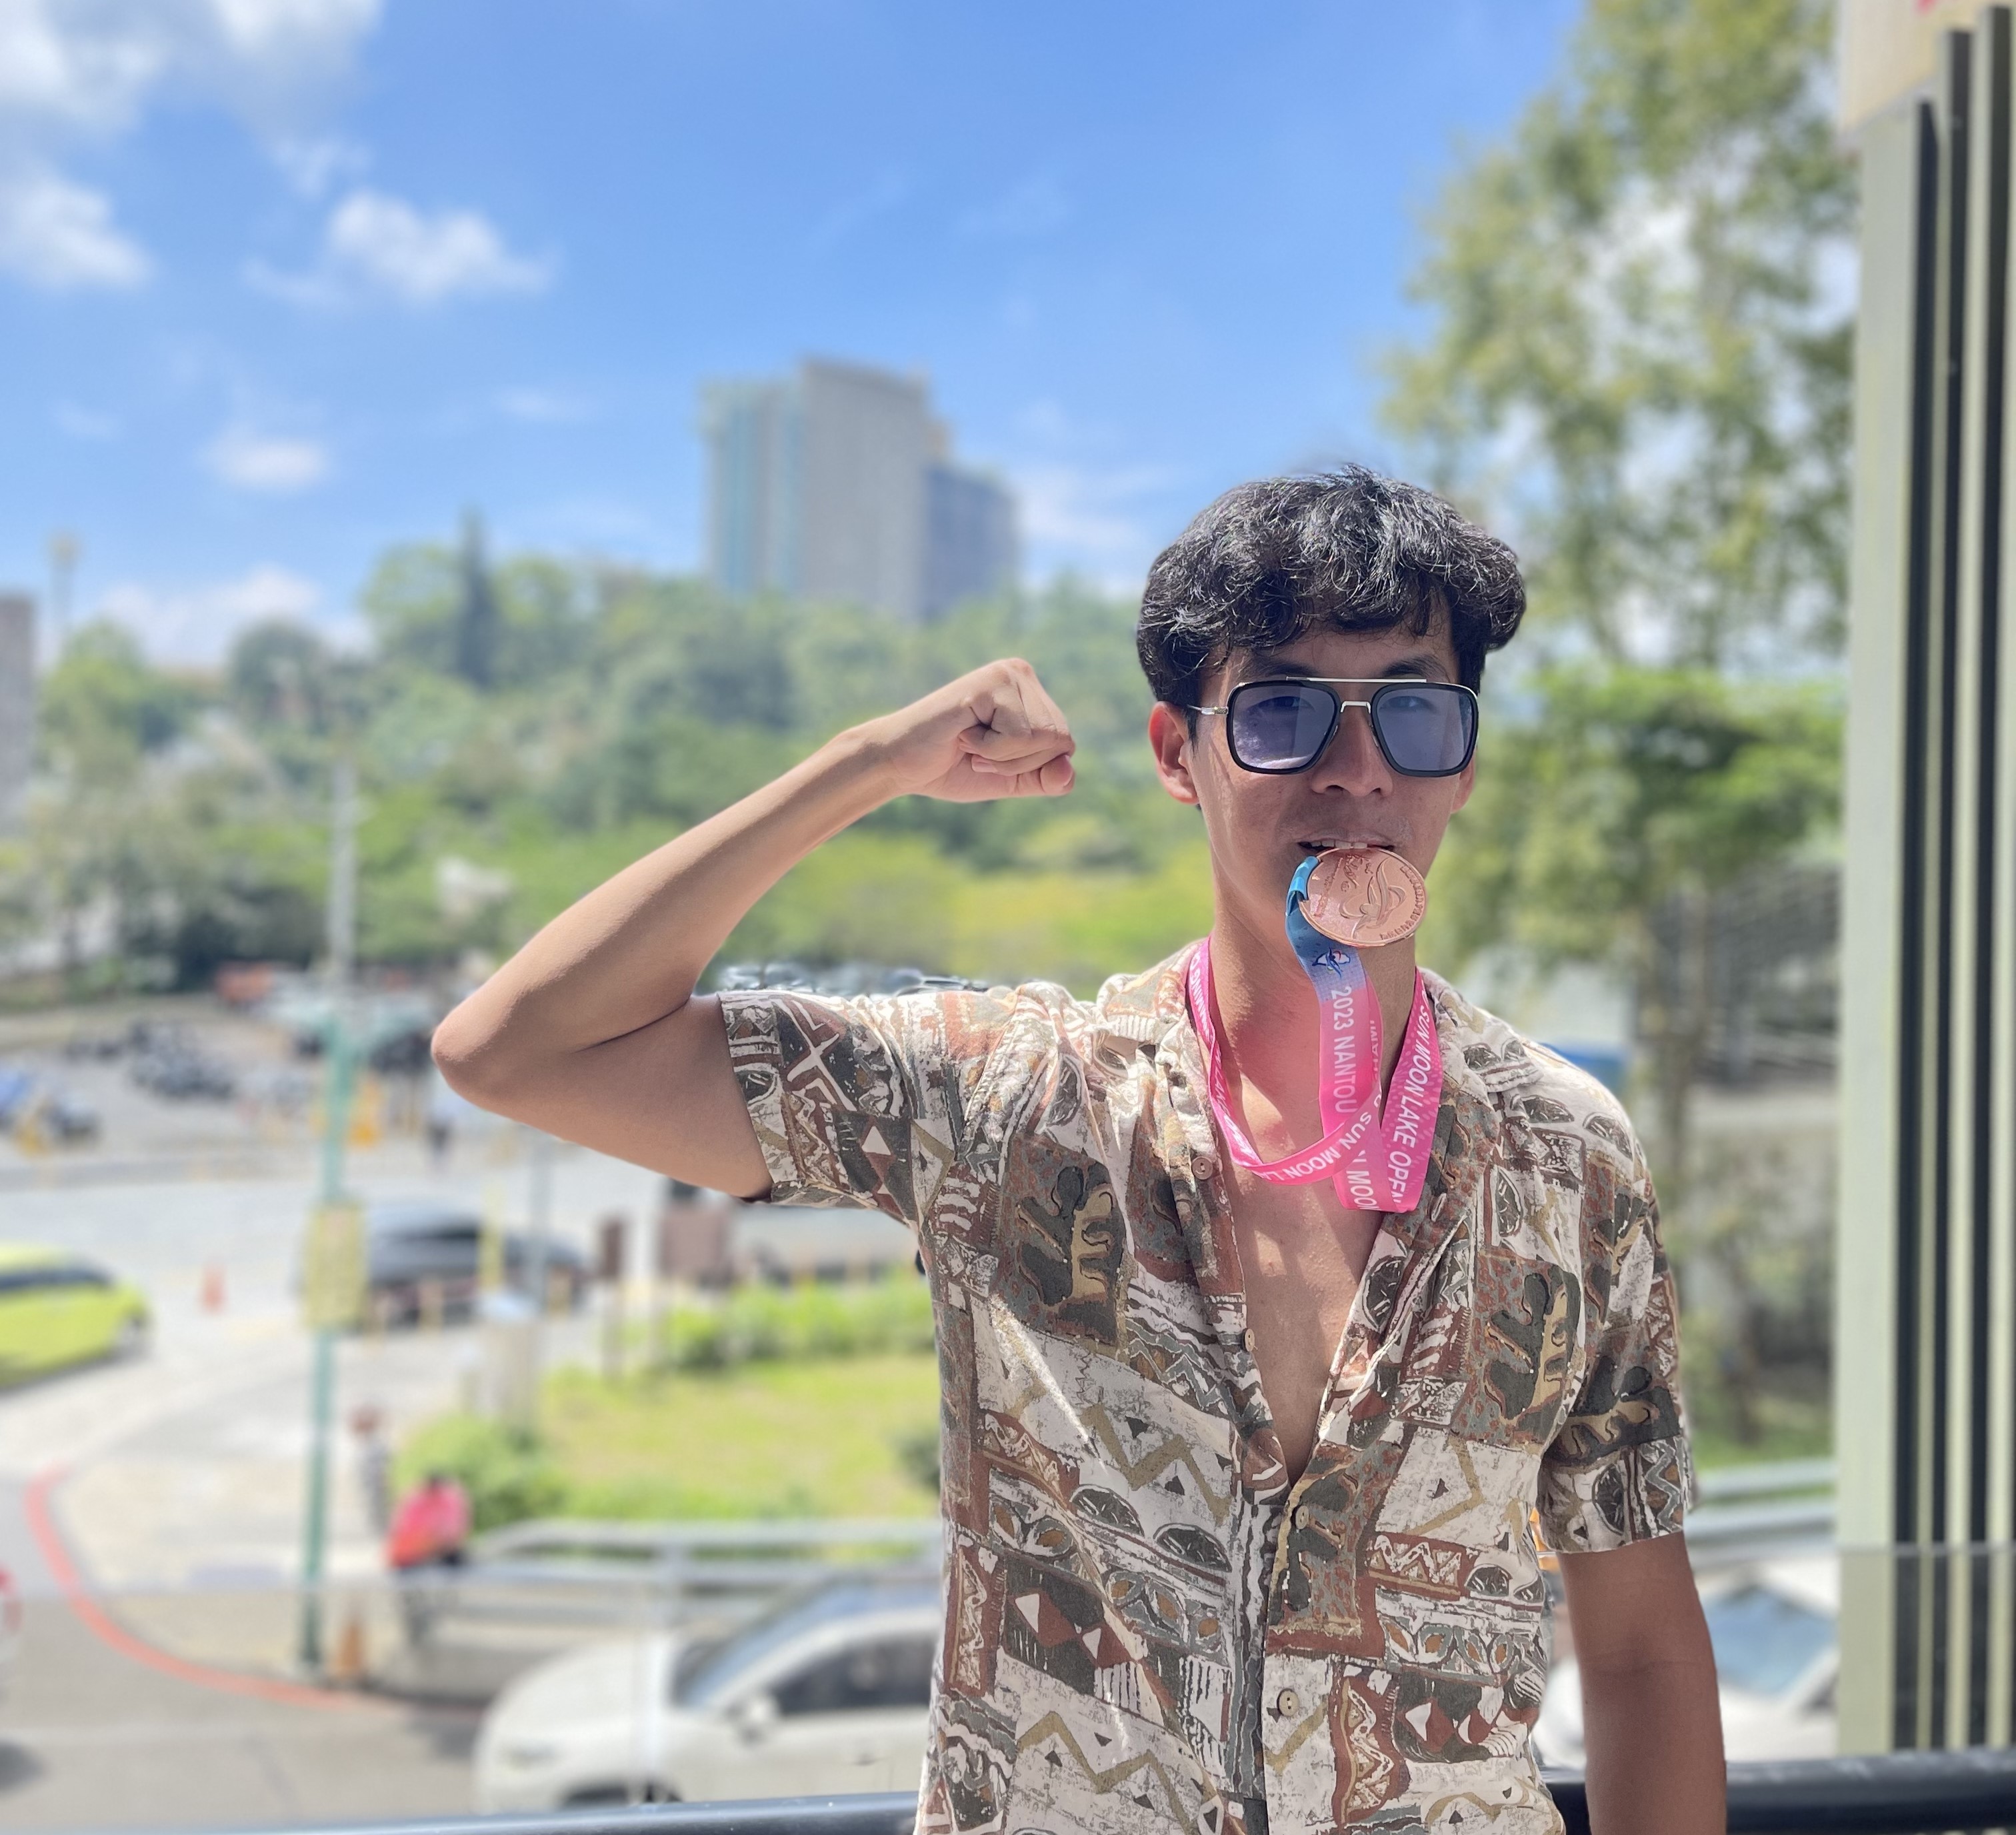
[1191,677,1480,777]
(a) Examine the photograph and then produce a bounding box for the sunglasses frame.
[1191,676,1481,778]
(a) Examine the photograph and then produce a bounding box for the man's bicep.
[533,996,771,1196]
[1557,1536,1709,1674]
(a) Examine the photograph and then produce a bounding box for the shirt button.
[1275,1687,1301,1718]
[1193,1151,1219,1182]
[1243,1328,1257,1354]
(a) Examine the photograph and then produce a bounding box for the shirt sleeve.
[717,986,1013,1236]
[1537,1119,1694,1554]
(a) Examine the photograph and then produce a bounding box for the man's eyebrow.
[1239,650,1454,682]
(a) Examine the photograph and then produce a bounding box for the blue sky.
[2,0,1581,663]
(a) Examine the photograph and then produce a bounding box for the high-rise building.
[925,459,1019,621]
[797,359,932,622]
[701,377,803,599]
[703,357,1017,622]
[0,594,33,831]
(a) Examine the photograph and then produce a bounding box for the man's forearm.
[435,725,898,1090]
[1579,1652,1724,1835]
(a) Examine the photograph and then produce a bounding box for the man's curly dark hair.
[1135,465,1527,711]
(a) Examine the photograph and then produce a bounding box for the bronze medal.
[1301,848,1428,947]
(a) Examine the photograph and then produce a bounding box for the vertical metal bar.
[1930,31,1975,1749]
[1970,4,2013,1753]
[1897,93,1945,1753]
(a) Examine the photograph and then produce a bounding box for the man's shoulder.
[717,944,1191,1079]
[949,948,1194,1050]
[719,972,1107,1059]
[1427,970,1646,1168]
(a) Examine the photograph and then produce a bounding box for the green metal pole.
[299,1324,337,1670]
[299,1018,356,1674]
[299,755,361,1677]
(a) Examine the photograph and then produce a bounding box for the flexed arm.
[431,660,1075,1194]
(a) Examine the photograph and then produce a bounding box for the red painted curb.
[24,1466,359,1711]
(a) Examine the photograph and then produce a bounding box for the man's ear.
[1147,702,1201,807]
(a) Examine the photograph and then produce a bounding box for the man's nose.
[1310,703,1393,795]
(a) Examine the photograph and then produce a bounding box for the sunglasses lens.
[1373,685,1475,775]
[1229,684,1336,770]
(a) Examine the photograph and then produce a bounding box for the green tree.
[1429,665,1842,1186]
[360,537,595,692]
[38,623,204,785]
[1385,0,1853,669]
[1383,1,1856,1444]
[16,625,210,990]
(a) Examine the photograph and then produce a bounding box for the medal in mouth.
[1299,846,1429,948]
[1185,842,1444,1217]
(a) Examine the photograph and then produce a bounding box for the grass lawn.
[538,1351,943,1520]
[407,1306,1831,1526]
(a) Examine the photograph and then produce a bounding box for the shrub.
[394,1413,568,1532]
[644,1276,934,1374]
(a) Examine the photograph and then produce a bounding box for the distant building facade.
[0,594,33,831]
[703,377,803,600]
[703,357,1018,622]
[925,458,1018,621]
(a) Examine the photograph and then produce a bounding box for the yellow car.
[0,1245,149,1384]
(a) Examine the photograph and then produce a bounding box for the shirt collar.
[1098,946,1501,1308]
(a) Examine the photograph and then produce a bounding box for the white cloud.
[0,163,148,288]
[205,422,330,491]
[254,187,552,306]
[97,564,322,664]
[0,0,382,291]
[327,188,548,301]
[496,385,593,424]
[0,0,383,132]
[1011,461,1173,590]
[271,131,367,197]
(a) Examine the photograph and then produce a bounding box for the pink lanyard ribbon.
[1185,857,1444,1216]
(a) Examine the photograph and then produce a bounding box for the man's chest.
[1222,1165,1381,1485]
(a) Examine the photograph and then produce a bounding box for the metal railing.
[1686,1457,1835,1560]
[430,1516,943,1630]
[225,1748,2016,1835]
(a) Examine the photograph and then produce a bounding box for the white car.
[1534,1555,1837,1766]
[474,1580,939,1811]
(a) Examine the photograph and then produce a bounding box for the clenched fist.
[857,659,1076,803]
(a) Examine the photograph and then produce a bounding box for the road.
[0,1146,665,1830]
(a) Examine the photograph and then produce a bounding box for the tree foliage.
[1387,0,1853,1141]
[1385,0,1854,669]
[1383,0,1855,1445]
[2,568,1209,993]
[1427,665,1841,1165]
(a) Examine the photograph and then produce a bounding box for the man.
[435,468,1723,1834]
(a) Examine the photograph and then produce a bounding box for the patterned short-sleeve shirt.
[721,949,1689,1835]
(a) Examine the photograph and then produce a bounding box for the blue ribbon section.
[1285,853,1349,976]
[1285,853,1376,1122]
